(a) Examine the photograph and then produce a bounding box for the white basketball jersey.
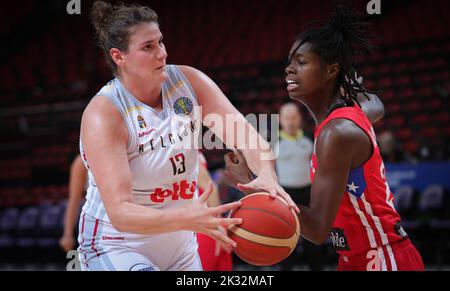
[79,64,200,229]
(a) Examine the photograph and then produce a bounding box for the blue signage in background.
[385,162,450,193]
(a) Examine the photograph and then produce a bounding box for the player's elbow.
[375,100,385,122]
[371,94,385,123]
[107,205,129,233]
[109,214,126,232]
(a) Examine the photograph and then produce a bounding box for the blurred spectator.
[378,131,416,164]
[275,103,325,271]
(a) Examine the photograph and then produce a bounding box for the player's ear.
[326,63,340,81]
[110,48,124,66]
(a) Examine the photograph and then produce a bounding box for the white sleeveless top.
[80,65,200,224]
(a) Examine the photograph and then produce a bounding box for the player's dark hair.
[289,3,376,105]
[90,1,159,76]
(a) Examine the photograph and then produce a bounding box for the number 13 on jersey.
[169,153,186,176]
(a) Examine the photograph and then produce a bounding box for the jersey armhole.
[98,94,136,152]
[329,117,375,168]
[172,65,200,104]
[346,118,375,168]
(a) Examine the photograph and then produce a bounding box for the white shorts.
[77,212,202,271]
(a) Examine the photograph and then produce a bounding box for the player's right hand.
[185,181,242,249]
[223,150,253,190]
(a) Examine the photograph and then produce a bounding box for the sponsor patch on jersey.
[173,97,193,115]
[330,228,351,251]
[137,115,147,129]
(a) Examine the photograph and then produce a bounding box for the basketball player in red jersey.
[196,153,233,271]
[228,5,424,271]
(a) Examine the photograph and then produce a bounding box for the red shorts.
[197,233,233,271]
[338,239,424,271]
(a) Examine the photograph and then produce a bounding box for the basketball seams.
[229,225,299,248]
[237,207,296,232]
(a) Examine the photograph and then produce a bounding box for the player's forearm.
[297,205,330,245]
[207,184,221,208]
[239,125,277,177]
[109,202,185,234]
[63,196,83,236]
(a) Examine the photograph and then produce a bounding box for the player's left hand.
[214,225,232,256]
[237,175,300,214]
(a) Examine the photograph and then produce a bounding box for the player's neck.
[308,87,340,126]
[120,74,163,110]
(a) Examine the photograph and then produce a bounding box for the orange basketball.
[228,192,300,266]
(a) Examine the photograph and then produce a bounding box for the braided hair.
[288,3,377,106]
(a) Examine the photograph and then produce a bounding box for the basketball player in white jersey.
[78,2,298,271]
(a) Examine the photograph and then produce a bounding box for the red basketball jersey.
[197,151,233,271]
[310,104,408,260]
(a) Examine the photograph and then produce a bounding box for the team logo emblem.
[173,97,193,115]
[137,115,147,129]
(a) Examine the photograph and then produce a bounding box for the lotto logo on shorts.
[150,180,197,203]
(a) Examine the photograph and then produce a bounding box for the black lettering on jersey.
[189,121,196,133]
[138,144,144,153]
[330,228,350,251]
[149,139,155,150]
[395,221,409,239]
[168,133,175,144]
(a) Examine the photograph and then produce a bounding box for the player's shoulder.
[317,118,368,149]
[82,95,123,130]
[177,65,211,84]
[320,118,364,138]
[177,65,199,75]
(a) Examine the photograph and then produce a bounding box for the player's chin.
[287,91,302,101]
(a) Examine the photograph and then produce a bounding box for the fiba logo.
[173,97,193,115]
[67,0,81,15]
[366,0,381,15]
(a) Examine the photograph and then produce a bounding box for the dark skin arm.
[298,119,372,244]
[223,118,373,244]
[223,113,375,245]
[345,72,385,124]
[357,93,385,124]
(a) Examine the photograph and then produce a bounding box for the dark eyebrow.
[140,36,163,46]
[140,40,155,46]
